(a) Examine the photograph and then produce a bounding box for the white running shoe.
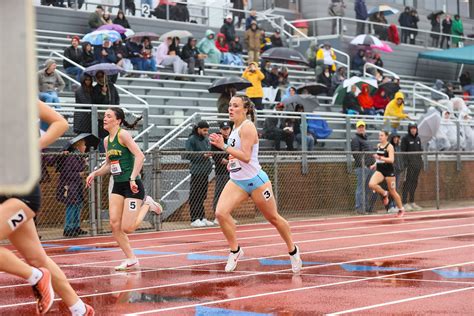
[190,219,206,227]
[144,196,163,215]
[114,258,139,271]
[403,203,413,211]
[225,248,244,272]
[387,207,398,214]
[410,203,423,211]
[213,218,238,226]
[201,218,215,226]
[290,245,303,273]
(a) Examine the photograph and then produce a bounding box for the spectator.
[92,70,120,105]
[63,36,83,82]
[73,74,94,134]
[282,86,297,102]
[242,62,265,110]
[354,0,368,35]
[155,37,188,74]
[169,37,181,56]
[440,15,452,49]
[384,77,401,100]
[103,12,113,25]
[245,20,262,64]
[261,60,272,84]
[245,10,257,30]
[263,102,295,151]
[94,37,117,64]
[330,66,346,95]
[387,132,404,213]
[113,9,131,29]
[343,85,362,114]
[451,15,464,48]
[351,120,377,214]
[184,120,214,228]
[460,112,474,151]
[38,59,65,104]
[317,66,333,94]
[294,104,315,151]
[181,37,206,75]
[197,30,222,65]
[372,88,390,115]
[264,65,280,89]
[371,12,388,40]
[231,0,245,28]
[270,29,284,47]
[384,92,411,133]
[119,0,136,16]
[139,37,158,73]
[431,79,445,101]
[401,123,423,211]
[398,6,411,44]
[81,42,97,68]
[428,12,441,47]
[56,138,88,237]
[373,53,383,68]
[278,66,289,86]
[229,35,244,55]
[211,121,231,218]
[460,71,472,88]
[357,83,375,115]
[217,86,236,113]
[445,82,455,99]
[306,42,318,68]
[88,5,105,31]
[220,14,236,44]
[352,49,366,73]
[126,39,145,72]
[407,9,419,45]
[316,42,337,74]
[215,33,243,65]
[113,39,133,72]
[328,0,345,35]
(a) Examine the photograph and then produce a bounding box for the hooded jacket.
[242,62,265,98]
[215,33,229,53]
[245,25,262,51]
[431,79,444,101]
[73,75,94,134]
[401,124,422,166]
[384,92,408,128]
[197,30,222,64]
[357,84,374,109]
[451,18,464,45]
[373,88,390,110]
[56,151,86,205]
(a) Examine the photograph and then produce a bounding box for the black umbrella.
[261,47,310,66]
[63,133,100,152]
[208,76,252,94]
[282,95,320,112]
[296,82,328,96]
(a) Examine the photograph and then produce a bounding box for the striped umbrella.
[350,34,383,47]
[368,5,399,16]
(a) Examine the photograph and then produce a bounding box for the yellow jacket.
[316,48,337,72]
[242,64,265,98]
[384,92,409,128]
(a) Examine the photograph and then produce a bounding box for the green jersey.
[107,129,137,182]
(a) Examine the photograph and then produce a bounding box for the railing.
[363,62,399,79]
[412,82,449,114]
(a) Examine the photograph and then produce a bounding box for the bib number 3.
[8,209,27,231]
[262,189,272,201]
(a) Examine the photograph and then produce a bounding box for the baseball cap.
[219,121,231,129]
[356,120,366,128]
[197,120,209,129]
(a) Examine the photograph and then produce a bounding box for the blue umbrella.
[84,63,125,76]
[82,30,121,45]
[368,5,399,17]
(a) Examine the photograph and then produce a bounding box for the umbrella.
[82,30,121,45]
[160,30,193,39]
[98,24,127,34]
[368,5,399,16]
[428,10,444,20]
[208,77,252,94]
[63,133,100,152]
[296,82,328,96]
[124,28,135,38]
[261,47,310,66]
[84,63,125,76]
[418,107,442,145]
[127,31,160,43]
[333,77,378,106]
[371,42,393,53]
[282,95,320,112]
[350,34,383,47]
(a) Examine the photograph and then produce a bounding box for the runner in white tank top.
[209,95,302,274]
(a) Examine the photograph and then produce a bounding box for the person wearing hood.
[431,79,445,101]
[384,92,411,133]
[197,30,222,65]
[181,37,206,75]
[451,15,464,48]
[440,15,452,49]
[73,74,95,134]
[229,35,244,55]
[343,85,362,114]
[220,14,236,44]
[81,42,98,68]
[63,36,83,82]
[357,83,375,115]
[184,121,214,228]
[459,112,474,151]
[373,87,390,115]
[216,33,244,66]
[263,102,295,151]
[242,61,265,110]
[38,59,65,105]
[155,36,188,74]
[92,70,120,109]
[245,20,262,64]
[401,123,423,211]
[316,43,337,73]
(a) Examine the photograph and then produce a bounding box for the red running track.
[1,207,474,315]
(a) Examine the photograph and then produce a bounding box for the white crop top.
[227,120,261,180]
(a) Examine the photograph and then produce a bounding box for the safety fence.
[31,150,474,240]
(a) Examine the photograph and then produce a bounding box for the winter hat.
[44,59,56,69]
[197,120,210,129]
[71,35,80,43]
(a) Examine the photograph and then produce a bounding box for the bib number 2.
[8,209,27,231]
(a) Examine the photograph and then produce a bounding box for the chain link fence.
[33,150,474,240]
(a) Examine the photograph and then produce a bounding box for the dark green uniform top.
[107,129,138,182]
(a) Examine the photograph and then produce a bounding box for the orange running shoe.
[31,267,54,315]
[84,304,95,315]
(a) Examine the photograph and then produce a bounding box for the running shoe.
[290,245,303,274]
[225,248,244,272]
[31,267,54,315]
[201,218,215,227]
[190,219,206,227]
[382,191,389,206]
[84,304,95,316]
[403,203,413,211]
[144,196,163,215]
[114,258,139,271]
[387,207,398,214]
[396,209,405,218]
[410,203,423,211]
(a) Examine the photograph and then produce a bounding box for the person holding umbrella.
[242,62,265,110]
[92,70,120,106]
[208,76,251,113]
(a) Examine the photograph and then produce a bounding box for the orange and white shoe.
[396,208,405,218]
[31,267,54,315]
[145,196,163,215]
[83,304,95,316]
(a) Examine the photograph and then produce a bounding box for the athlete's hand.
[209,133,224,149]
[86,172,95,188]
[130,180,139,194]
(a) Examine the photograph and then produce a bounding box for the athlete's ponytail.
[109,107,142,129]
[233,95,256,123]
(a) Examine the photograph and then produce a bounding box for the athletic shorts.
[376,165,396,178]
[111,179,145,200]
[0,185,41,213]
[231,169,270,195]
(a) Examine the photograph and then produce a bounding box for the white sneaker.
[114,258,139,271]
[213,218,238,226]
[144,196,163,215]
[403,204,413,211]
[225,247,244,272]
[410,203,423,211]
[387,207,398,214]
[290,245,303,273]
[201,218,215,226]
[190,219,206,227]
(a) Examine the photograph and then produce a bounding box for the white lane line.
[327,286,474,315]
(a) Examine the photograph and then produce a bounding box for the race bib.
[227,155,242,173]
[110,160,123,175]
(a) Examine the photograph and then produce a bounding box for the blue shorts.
[231,170,269,194]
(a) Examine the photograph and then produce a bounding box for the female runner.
[0,100,93,315]
[86,107,162,271]
[368,130,406,217]
[209,95,302,273]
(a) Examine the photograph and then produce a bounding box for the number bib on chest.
[110,160,123,175]
[227,155,242,173]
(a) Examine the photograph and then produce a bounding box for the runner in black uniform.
[368,130,406,217]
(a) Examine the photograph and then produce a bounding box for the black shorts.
[376,165,396,178]
[0,185,41,213]
[111,179,145,200]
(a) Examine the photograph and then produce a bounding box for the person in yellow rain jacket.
[316,43,337,76]
[242,61,265,110]
[384,91,413,133]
